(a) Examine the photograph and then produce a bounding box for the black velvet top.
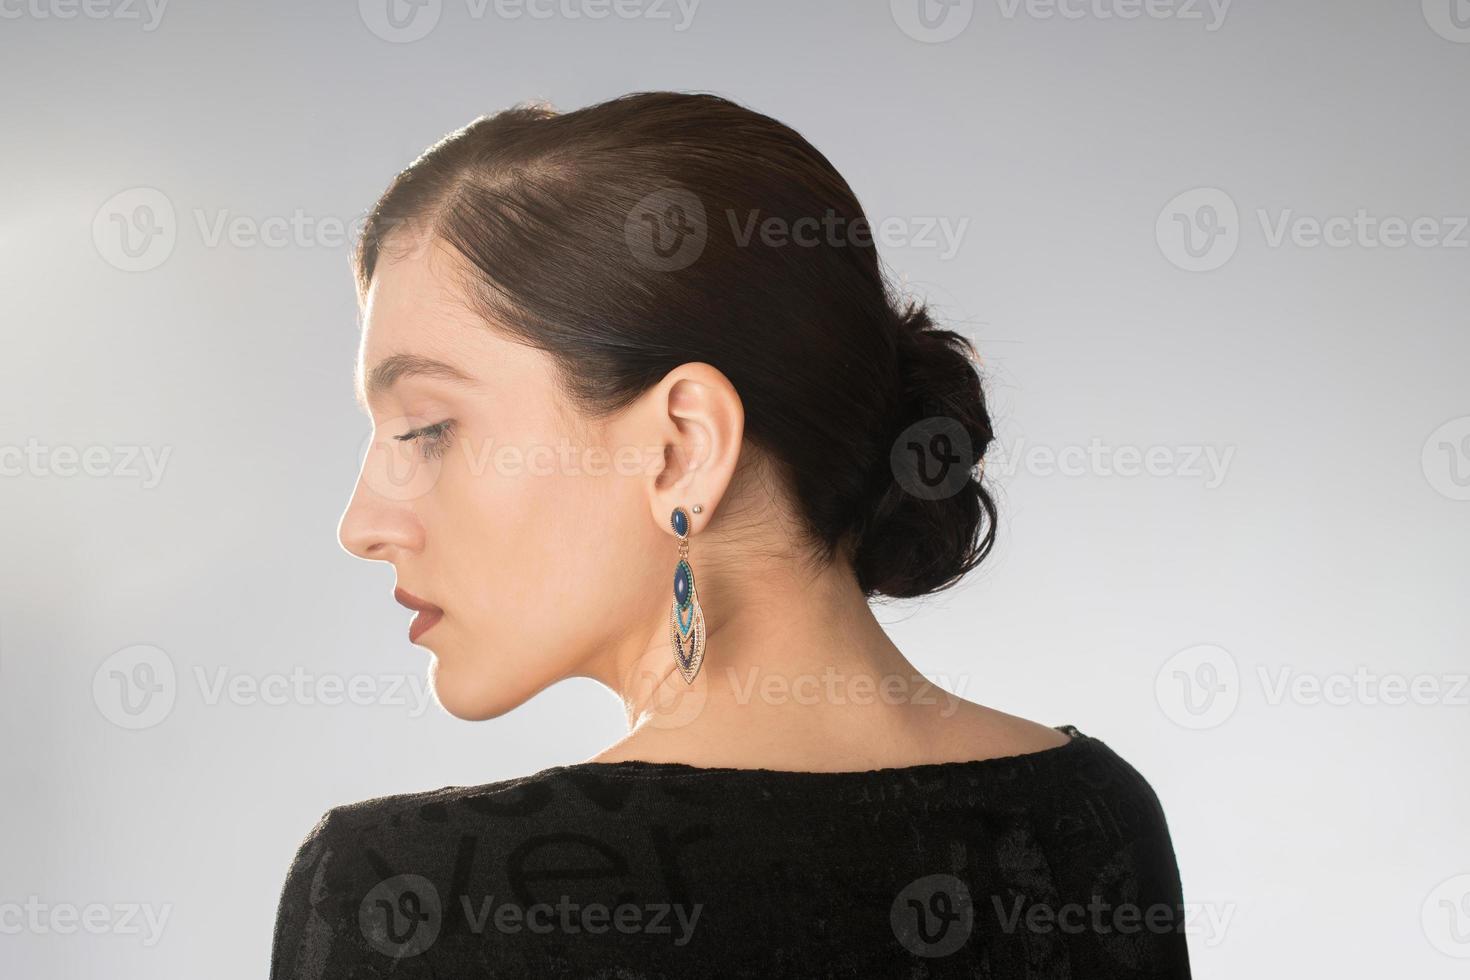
[269,726,1191,978]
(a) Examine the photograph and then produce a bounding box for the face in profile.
[337,236,670,721]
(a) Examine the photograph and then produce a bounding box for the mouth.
[394,587,445,644]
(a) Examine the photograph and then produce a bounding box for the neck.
[589,547,966,768]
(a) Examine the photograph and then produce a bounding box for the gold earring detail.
[668,506,706,683]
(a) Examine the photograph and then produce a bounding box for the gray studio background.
[2,1,1468,977]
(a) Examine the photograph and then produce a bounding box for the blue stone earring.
[668,506,706,684]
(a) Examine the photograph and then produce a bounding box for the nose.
[338,440,427,562]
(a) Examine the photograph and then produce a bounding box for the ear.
[643,362,744,536]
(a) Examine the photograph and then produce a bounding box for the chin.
[427,656,535,722]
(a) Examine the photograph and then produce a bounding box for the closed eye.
[394,420,456,459]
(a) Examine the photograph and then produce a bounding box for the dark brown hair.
[355,91,996,598]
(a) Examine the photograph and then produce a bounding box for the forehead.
[354,237,563,415]
[360,237,484,363]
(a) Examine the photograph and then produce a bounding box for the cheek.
[427,438,662,665]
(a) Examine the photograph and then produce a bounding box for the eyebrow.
[356,353,477,408]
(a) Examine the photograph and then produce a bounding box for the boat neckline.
[536,725,1098,780]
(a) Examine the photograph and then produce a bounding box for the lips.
[394,587,444,643]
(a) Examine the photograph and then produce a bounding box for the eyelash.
[394,420,456,460]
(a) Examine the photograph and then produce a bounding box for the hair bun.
[849,300,998,598]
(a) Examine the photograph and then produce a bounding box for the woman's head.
[338,91,996,720]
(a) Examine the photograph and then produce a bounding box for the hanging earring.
[668,506,706,684]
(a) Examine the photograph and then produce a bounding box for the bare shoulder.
[925,699,1073,761]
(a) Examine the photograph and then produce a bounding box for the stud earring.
[668,506,706,684]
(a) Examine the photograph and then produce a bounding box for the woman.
[270,91,1191,978]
